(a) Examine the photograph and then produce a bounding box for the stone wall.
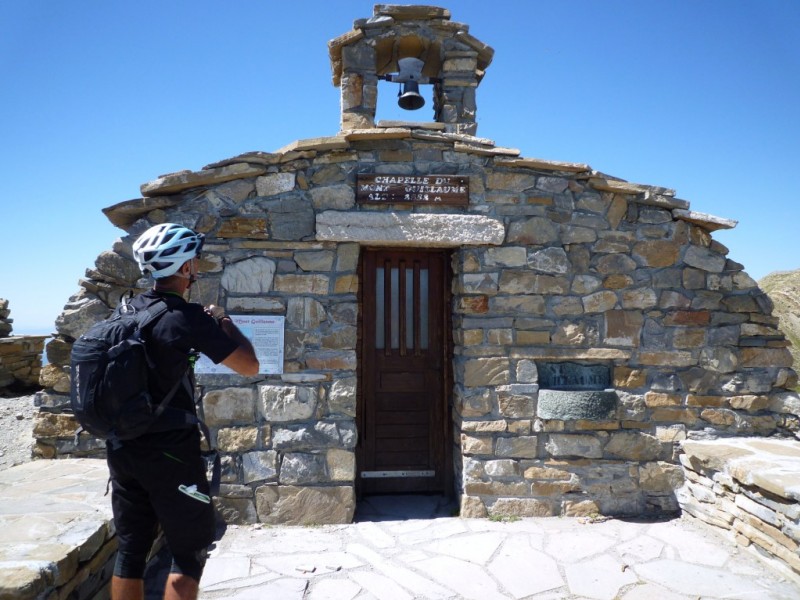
[0,299,46,393]
[679,438,800,582]
[33,124,800,524]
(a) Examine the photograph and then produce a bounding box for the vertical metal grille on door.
[375,262,429,352]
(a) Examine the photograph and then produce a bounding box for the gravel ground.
[0,392,37,471]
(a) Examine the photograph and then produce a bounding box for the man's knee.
[170,548,208,582]
[114,550,149,579]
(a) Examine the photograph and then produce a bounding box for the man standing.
[110,223,259,600]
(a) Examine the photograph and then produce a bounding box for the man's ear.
[179,260,192,276]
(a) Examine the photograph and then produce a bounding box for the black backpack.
[70,296,192,443]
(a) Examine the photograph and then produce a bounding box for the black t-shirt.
[128,289,239,440]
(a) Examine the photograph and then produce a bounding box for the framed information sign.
[194,315,284,375]
[356,174,469,205]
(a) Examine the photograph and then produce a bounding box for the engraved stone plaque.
[538,362,610,391]
[537,362,616,421]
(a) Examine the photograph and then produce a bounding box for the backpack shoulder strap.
[134,297,170,330]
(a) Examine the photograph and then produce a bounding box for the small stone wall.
[0,460,115,600]
[0,459,167,600]
[0,299,46,393]
[679,438,800,582]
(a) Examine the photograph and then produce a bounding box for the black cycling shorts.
[107,431,216,566]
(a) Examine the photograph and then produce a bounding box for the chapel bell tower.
[328,4,494,135]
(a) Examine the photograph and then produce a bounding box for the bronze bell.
[398,81,425,110]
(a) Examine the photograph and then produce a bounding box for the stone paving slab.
[200,495,800,600]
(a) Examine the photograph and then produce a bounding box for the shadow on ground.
[354,494,458,522]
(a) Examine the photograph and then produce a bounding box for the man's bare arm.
[218,317,259,376]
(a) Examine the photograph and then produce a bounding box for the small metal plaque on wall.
[538,362,611,391]
[356,173,469,205]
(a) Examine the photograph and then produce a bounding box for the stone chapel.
[36,5,799,525]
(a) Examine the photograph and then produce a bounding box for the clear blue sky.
[2,1,798,334]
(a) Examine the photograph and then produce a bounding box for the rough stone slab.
[0,335,48,347]
[102,195,183,228]
[494,157,591,173]
[453,142,520,157]
[221,257,276,294]
[588,176,677,198]
[510,348,631,361]
[256,172,296,197]
[453,30,495,68]
[443,132,496,146]
[255,485,355,525]
[328,29,365,66]
[361,15,395,30]
[632,191,689,210]
[216,217,268,239]
[374,5,452,20]
[410,130,453,143]
[200,556,254,591]
[633,558,776,598]
[411,554,506,600]
[683,246,727,273]
[487,540,563,597]
[545,434,603,459]
[204,151,282,169]
[275,136,350,154]
[681,438,800,501]
[564,554,637,599]
[316,211,505,247]
[432,19,469,33]
[637,350,695,367]
[278,150,317,163]
[342,127,412,141]
[140,163,267,197]
[674,209,738,231]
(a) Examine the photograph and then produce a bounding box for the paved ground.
[193,495,800,600]
[4,458,799,599]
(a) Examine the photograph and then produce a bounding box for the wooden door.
[359,249,451,494]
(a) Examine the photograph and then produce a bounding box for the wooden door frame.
[355,246,454,498]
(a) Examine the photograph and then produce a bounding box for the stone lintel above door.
[315,211,505,247]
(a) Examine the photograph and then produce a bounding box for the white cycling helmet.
[132,223,205,279]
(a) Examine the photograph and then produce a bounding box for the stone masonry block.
[255,485,355,525]
[203,387,256,426]
[463,357,510,387]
